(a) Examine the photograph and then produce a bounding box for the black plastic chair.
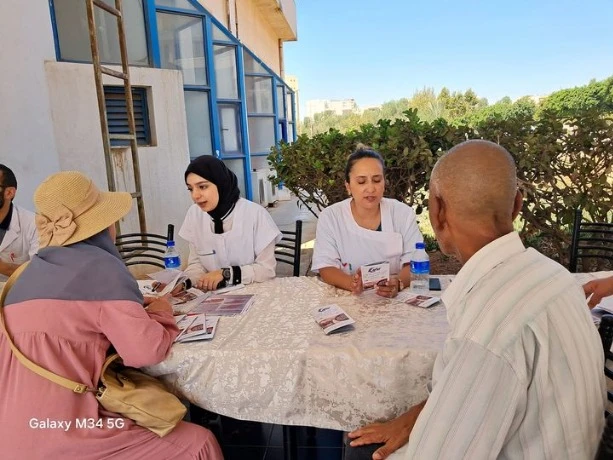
[275,220,303,277]
[115,224,173,268]
[569,209,613,273]
[596,315,613,459]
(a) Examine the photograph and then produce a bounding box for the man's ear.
[428,192,447,232]
[5,187,16,202]
[511,189,523,221]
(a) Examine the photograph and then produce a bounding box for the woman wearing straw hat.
[0,171,223,459]
[179,155,282,291]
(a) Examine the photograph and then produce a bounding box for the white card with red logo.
[360,261,390,289]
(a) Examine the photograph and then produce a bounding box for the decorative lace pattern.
[144,276,452,431]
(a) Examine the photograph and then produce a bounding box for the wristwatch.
[222,267,232,285]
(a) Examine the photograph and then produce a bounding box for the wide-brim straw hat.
[34,171,132,248]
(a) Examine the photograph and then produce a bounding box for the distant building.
[306,98,359,118]
[358,104,382,114]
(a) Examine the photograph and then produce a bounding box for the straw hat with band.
[34,171,132,248]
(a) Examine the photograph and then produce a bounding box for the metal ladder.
[85,0,147,234]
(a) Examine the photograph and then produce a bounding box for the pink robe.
[1,234,223,459]
[0,298,223,459]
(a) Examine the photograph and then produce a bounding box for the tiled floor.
[190,406,345,460]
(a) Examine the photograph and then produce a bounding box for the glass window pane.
[288,123,295,143]
[246,76,273,114]
[212,23,232,42]
[156,0,198,11]
[248,117,276,154]
[184,91,212,158]
[218,103,242,155]
[157,13,206,86]
[53,0,149,65]
[276,86,285,118]
[243,50,267,74]
[223,159,246,197]
[214,45,238,99]
[286,92,294,122]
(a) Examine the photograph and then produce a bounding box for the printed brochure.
[360,261,390,289]
[395,291,441,308]
[311,304,355,334]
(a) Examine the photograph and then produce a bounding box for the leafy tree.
[540,77,613,116]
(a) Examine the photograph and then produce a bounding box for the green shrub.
[268,110,612,266]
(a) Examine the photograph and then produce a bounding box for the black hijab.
[185,155,241,234]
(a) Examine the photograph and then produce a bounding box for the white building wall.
[45,62,194,256]
[0,0,61,210]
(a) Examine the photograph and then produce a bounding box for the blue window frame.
[49,0,299,200]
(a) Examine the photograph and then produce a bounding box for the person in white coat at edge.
[0,164,38,282]
[312,145,423,298]
[179,155,282,291]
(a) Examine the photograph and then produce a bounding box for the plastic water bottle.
[163,240,181,269]
[410,242,430,293]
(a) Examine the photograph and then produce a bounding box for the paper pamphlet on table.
[174,313,219,343]
[169,288,212,314]
[361,261,390,290]
[138,269,188,297]
[186,294,255,317]
[312,304,355,334]
[394,291,441,308]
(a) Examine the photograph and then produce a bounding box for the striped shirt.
[404,232,606,460]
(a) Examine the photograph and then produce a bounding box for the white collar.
[441,231,527,325]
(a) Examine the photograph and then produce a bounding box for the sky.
[283,0,613,118]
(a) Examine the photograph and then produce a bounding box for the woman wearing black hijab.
[178,156,282,291]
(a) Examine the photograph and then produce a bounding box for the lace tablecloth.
[144,276,453,431]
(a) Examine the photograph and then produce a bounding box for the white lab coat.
[0,204,39,282]
[179,198,282,278]
[312,198,423,275]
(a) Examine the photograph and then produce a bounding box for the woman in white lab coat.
[312,146,423,297]
[179,155,282,291]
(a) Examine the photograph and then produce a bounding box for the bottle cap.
[416,242,425,250]
[166,240,176,247]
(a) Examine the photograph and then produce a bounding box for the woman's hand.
[145,295,173,314]
[376,278,401,298]
[350,269,364,295]
[196,270,224,291]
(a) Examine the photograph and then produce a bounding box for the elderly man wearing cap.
[0,171,223,459]
[346,140,605,460]
[0,164,38,282]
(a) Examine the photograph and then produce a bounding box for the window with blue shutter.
[104,86,151,147]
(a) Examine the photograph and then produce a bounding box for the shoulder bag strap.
[0,263,92,394]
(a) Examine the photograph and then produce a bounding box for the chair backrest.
[569,209,613,273]
[115,224,172,268]
[275,220,302,277]
[596,314,613,459]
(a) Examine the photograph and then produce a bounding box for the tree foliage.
[270,109,612,267]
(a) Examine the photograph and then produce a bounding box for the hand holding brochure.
[312,304,355,334]
[361,261,390,290]
[138,269,188,297]
[395,291,441,308]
